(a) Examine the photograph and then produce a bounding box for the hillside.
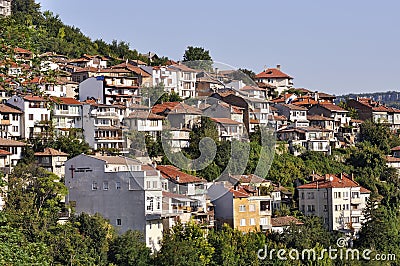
[1,0,168,65]
[336,91,400,108]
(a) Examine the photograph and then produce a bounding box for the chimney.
[340,173,343,180]
[314,91,319,102]
[276,64,281,70]
[176,175,180,182]
[351,173,354,181]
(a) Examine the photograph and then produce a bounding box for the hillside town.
[1,1,400,265]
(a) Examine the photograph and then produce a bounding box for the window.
[351,217,359,223]
[343,192,349,198]
[250,218,256,226]
[156,197,161,210]
[260,217,267,225]
[307,192,314,199]
[352,192,359,198]
[12,114,18,121]
[324,218,329,224]
[301,192,304,199]
[324,192,328,198]
[146,181,151,189]
[239,205,246,212]
[116,181,121,190]
[103,181,109,191]
[301,205,305,212]
[92,181,98,190]
[12,126,18,132]
[29,114,34,120]
[307,205,315,212]
[324,205,328,212]
[153,181,158,189]
[334,192,341,198]
[240,219,246,226]
[147,197,154,211]
[260,201,270,211]
[116,219,122,226]
[249,204,255,212]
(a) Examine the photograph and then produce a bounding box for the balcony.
[351,197,361,204]
[0,120,10,125]
[351,210,362,216]
[96,112,119,117]
[54,110,80,116]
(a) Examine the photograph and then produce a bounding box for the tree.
[5,163,67,241]
[156,222,214,266]
[108,230,152,266]
[182,46,213,71]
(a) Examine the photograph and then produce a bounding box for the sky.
[36,0,400,95]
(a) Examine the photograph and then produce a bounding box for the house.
[152,64,197,98]
[307,115,334,131]
[308,103,350,133]
[50,97,83,137]
[0,0,11,17]
[0,104,23,140]
[123,111,164,138]
[271,216,303,233]
[24,76,69,97]
[111,62,153,87]
[78,75,140,106]
[64,154,163,251]
[34,148,68,178]
[162,127,191,152]
[275,104,309,126]
[152,102,202,129]
[297,173,370,234]
[202,99,244,124]
[0,138,25,166]
[7,95,52,139]
[156,165,213,228]
[68,54,108,69]
[207,182,272,232]
[255,65,293,95]
[210,117,244,141]
[81,101,126,151]
[385,146,400,175]
[277,126,334,155]
[0,149,12,210]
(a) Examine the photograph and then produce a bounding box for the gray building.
[65,154,163,251]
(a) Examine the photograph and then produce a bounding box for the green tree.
[108,230,152,266]
[182,46,213,71]
[156,222,214,266]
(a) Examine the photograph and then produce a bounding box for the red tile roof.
[0,138,26,147]
[297,173,368,190]
[126,111,164,120]
[307,115,333,121]
[34,148,68,156]
[255,68,292,79]
[14,47,32,54]
[279,104,308,111]
[391,146,400,151]
[152,102,202,115]
[385,155,400,162]
[157,165,206,184]
[272,216,303,227]
[22,95,47,102]
[0,104,23,114]
[50,97,82,105]
[111,63,151,77]
[0,149,12,156]
[210,117,241,125]
[318,103,347,112]
[229,187,250,198]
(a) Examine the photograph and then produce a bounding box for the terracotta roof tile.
[157,165,206,184]
[0,138,26,147]
[34,148,68,156]
[307,115,333,121]
[297,173,369,191]
[0,104,23,114]
[210,117,241,125]
[229,187,250,198]
[50,97,82,105]
[255,68,292,79]
[152,102,202,115]
[318,103,347,112]
[126,111,164,120]
[0,149,12,156]
[272,216,303,227]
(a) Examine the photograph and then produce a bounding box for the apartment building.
[34,148,68,178]
[0,0,11,17]
[207,182,272,232]
[255,65,293,96]
[65,154,163,251]
[7,95,51,139]
[50,97,83,136]
[81,102,125,151]
[297,173,370,234]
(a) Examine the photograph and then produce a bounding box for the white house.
[7,95,51,139]
[297,173,370,234]
[50,97,83,136]
[34,148,69,178]
[210,117,244,141]
[255,65,293,95]
[0,104,23,140]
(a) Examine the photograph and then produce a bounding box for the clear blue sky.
[37,0,400,95]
